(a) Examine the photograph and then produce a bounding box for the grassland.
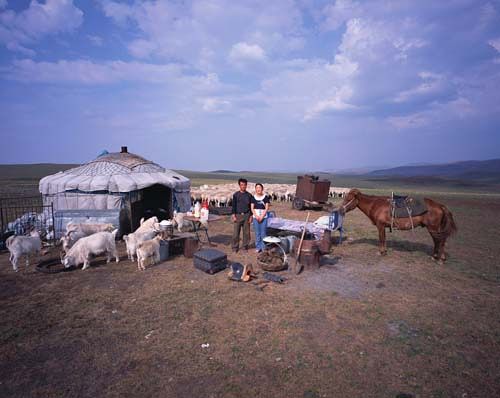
[1,164,499,397]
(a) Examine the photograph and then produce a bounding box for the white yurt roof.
[39,150,190,195]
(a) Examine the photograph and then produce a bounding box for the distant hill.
[210,170,237,173]
[368,159,500,183]
[0,163,78,180]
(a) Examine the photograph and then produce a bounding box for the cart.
[292,175,333,211]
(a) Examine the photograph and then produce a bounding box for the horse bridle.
[341,196,357,213]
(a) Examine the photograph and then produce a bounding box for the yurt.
[39,147,191,237]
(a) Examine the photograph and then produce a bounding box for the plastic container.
[200,207,209,223]
[194,202,201,218]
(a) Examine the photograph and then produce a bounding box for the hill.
[0,163,78,180]
[369,159,500,183]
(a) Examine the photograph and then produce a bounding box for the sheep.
[62,230,119,270]
[136,235,162,271]
[6,231,42,272]
[123,230,157,262]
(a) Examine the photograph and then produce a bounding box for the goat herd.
[6,216,168,273]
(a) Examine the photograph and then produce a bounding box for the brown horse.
[340,189,457,262]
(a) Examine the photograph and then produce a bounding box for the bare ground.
[1,198,499,398]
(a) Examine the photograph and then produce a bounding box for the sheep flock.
[190,183,350,207]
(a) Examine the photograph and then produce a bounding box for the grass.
[1,166,500,397]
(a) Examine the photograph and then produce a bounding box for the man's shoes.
[243,247,248,252]
[232,248,239,253]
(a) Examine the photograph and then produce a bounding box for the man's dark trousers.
[232,213,251,250]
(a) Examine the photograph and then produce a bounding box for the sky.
[0,0,500,172]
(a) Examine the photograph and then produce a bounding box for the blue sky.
[1,0,500,171]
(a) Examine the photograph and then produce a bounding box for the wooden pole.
[294,211,310,274]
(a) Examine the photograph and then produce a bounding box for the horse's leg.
[377,224,387,255]
[429,232,440,260]
[437,237,447,263]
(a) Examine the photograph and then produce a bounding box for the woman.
[251,183,270,253]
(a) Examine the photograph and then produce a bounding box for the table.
[184,214,223,246]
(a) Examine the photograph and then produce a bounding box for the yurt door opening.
[130,184,172,230]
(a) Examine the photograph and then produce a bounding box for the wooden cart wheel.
[292,198,305,210]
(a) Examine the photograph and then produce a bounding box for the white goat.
[60,230,87,254]
[123,230,157,262]
[135,216,160,234]
[136,235,162,271]
[172,212,196,232]
[62,230,119,270]
[6,231,42,272]
[65,222,114,237]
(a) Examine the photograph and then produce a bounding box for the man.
[231,178,253,252]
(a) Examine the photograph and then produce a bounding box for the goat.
[62,230,119,270]
[136,235,162,271]
[65,222,114,237]
[136,216,160,234]
[60,230,87,254]
[6,231,42,272]
[123,230,157,262]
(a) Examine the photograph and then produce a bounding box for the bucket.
[279,237,290,253]
[184,237,199,258]
[319,230,332,254]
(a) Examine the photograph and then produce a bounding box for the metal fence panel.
[0,198,55,249]
[54,209,120,239]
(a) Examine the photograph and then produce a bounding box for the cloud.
[387,96,476,130]
[303,86,357,120]
[100,0,305,69]
[0,0,7,10]
[489,37,500,52]
[2,58,223,88]
[200,97,232,114]
[0,0,83,56]
[229,42,266,64]
[393,72,448,103]
[321,0,361,31]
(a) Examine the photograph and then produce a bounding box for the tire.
[36,258,75,274]
[292,198,305,210]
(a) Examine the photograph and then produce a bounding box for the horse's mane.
[349,189,389,199]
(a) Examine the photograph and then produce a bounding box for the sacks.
[193,249,228,274]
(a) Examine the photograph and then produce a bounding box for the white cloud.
[489,37,500,52]
[0,0,7,10]
[100,0,305,69]
[2,58,223,89]
[304,86,357,120]
[229,42,266,64]
[200,97,232,114]
[321,0,361,31]
[0,0,83,55]
[394,71,446,103]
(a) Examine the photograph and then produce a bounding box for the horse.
[340,189,457,263]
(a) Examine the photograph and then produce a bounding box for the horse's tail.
[440,205,457,237]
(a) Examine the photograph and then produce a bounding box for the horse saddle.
[390,194,427,218]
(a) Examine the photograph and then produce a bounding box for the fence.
[0,195,55,249]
